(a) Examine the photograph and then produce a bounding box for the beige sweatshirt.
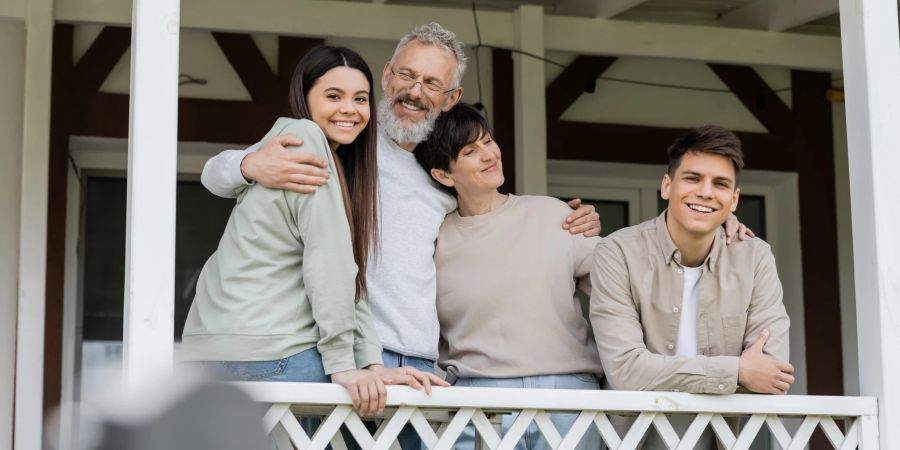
[434,194,603,380]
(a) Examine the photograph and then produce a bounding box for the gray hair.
[391,22,468,88]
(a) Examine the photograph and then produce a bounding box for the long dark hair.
[288,46,379,301]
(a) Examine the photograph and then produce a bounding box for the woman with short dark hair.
[415,103,603,450]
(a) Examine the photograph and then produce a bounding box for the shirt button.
[677,269,683,274]
[673,307,679,313]
[718,384,725,390]
[667,343,674,350]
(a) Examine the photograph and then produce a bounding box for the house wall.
[0,19,26,450]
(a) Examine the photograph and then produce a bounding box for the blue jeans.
[199,347,330,383]
[453,374,603,450]
[342,349,435,450]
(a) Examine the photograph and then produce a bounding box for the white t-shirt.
[675,266,703,357]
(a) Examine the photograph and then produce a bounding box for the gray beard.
[377,96,439,146]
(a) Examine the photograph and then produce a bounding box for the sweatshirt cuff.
[319,344,357,375]
[703,356,740,394]
[230,151,256,186]
[354,341,384,369]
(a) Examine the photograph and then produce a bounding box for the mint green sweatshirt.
[181,118,383,374]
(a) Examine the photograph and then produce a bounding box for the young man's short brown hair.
[667,125,744,181]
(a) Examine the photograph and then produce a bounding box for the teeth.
[401,101,422,111]
[688,204,714,213]
[333,121,355,128]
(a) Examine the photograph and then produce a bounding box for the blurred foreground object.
[52,378,269,450]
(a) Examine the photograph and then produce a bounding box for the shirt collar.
[655,210,724,272]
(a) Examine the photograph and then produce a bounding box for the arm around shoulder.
[200,144,261,199]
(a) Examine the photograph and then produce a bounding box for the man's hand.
[367,364,449,395]
[738,330,795,394]
[330,369,387,416]
[240,134,330,194]
[724,213,755,245]
[564,199,602,237]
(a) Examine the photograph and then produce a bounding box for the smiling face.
[431,131,504,198]
[379,40,463,145]
[306,66,371,149]
[661,150,740,240]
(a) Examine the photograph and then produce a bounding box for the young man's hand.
[724,212,755,244]
[240,134,330,193]
[564,199,602,237]
[367,364,449,395]
[738,330,795,394]
[330,369,387,416]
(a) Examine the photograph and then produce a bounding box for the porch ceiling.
[347,0,840,33]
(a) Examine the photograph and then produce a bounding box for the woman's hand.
[330,369,387,416]
[367,364,449,395]
[724,212,755,244]
[564,199,602,237]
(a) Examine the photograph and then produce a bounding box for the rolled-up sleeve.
[590,240,739,394]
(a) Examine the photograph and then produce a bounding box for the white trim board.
[15,0,54,447]
[69,136,239,175]
[0,0,25,21]
[53,0,843,70]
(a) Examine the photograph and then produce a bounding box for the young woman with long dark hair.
[181,46,440,415]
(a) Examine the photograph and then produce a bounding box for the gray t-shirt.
[200,130,456,360]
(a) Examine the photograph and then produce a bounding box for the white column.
[512,4,547,195]
[14,0,53,447]
[123,0,180,388]
[838,0,900,448]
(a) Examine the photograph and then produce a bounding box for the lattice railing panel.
[233,382,879,450]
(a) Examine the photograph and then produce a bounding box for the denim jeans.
[342,349,436,450]
[199,347,330,383]
[453,374,604,450]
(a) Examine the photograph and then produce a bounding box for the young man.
[589,126,793,446]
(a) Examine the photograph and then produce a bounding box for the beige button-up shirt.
[590,212,789,394]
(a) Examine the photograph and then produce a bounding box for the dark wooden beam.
[708,64,797,141]
[792,70,844,397]
[75,93,280,144]
[545,55,617,121]
[44,22,77,424]
[491,48,516,194]
[72,26,131,95]
[276,36,325,112]
[549,121,796,172]
[212,32,279,104]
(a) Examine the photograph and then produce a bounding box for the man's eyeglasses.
[389,65,457,95]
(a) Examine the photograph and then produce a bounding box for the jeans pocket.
[572,373,600,386]
[222,358,288,381]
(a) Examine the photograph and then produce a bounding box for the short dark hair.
[414,103,491,195]
[667,126,744,181]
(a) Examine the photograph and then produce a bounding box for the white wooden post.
[512,4,547,195]
[123,0,180,388]
[838,0,900,448]
[14,0,53,447]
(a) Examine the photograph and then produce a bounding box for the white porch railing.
[234,382,878,450]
